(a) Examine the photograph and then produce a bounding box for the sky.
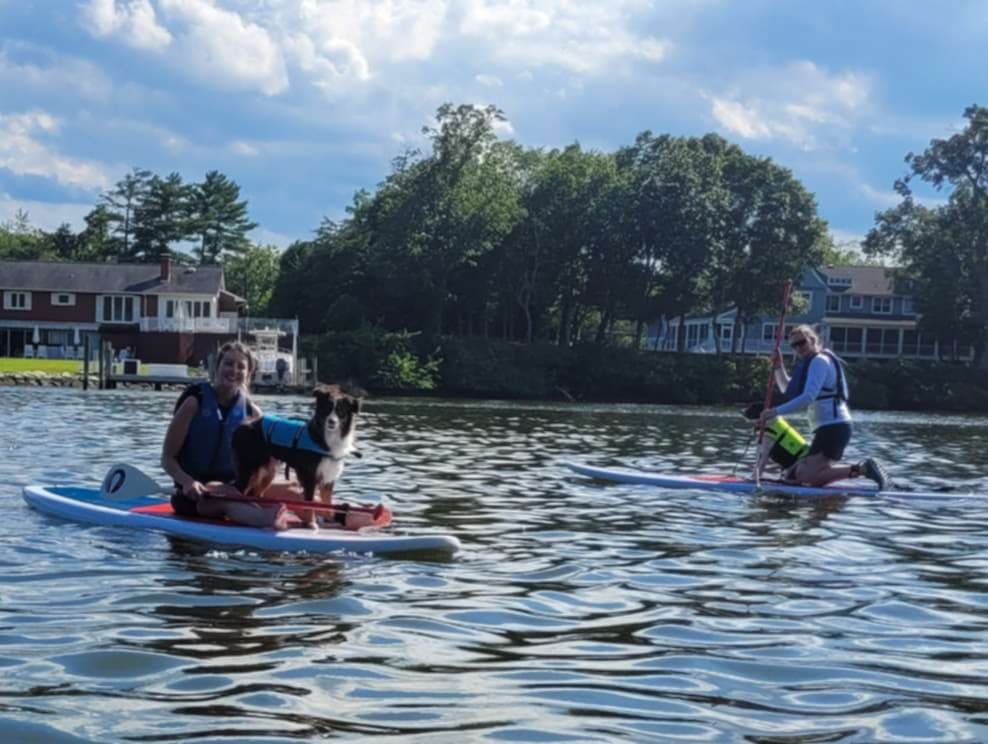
[0,0,984,250]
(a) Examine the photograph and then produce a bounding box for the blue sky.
[0,0,984,249]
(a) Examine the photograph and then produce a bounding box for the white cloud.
[0,44,115,102]
[230,140,259,156]
[457,0,670,73]
[80,0,172,52]
[0,111,112,190]
[158,0,289,95]
[706,61,873,151]
[249,226,294,249]
[0,193,94,232]
[475,74,502,88]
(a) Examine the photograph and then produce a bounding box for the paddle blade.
[100,463,169,500]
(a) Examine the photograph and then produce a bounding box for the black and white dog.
[232,384,361,527]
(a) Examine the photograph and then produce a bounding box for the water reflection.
[2,387,988,740]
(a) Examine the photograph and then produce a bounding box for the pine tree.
[189,171,258,264]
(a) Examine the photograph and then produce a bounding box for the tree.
[131,172,192,260]
[99,167,151,258]
[189,171,258,264]
[76,205,118,261]
[865,104,988,366]
[0,210,49,260]
[223,243,280,316]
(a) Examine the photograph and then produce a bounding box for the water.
[2,386,988,742]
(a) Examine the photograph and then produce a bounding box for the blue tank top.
[176,382,249,482]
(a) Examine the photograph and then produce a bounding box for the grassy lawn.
[0,357,84,374]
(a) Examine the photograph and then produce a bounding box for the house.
[648,265,969,361]
[0,257,288,367]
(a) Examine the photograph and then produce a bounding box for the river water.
[1,386,988,742]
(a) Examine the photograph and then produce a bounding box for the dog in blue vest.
[232,383,362,528]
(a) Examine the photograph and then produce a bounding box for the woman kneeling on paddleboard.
[758,324,890,490]
[161,341,291,530]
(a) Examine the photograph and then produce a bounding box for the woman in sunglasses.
[758,324,890,490]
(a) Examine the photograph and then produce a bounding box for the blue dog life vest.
[259,415,330,456]
[177,382,248,482]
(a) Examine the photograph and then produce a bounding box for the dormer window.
[827,276,852,287]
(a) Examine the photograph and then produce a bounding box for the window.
[826,295,840,312]
[763,323,796,341]
[99,295,138,323]
[47,330,68,346]
[3,291,31,310]
[796,291,812,312]
[902,297,915,315]
[872,297,893,314]
[182,300,212,319]
[51,293,76,306]
[827,276,852,287]
[165,300,176,318]
[849,295,863,310]
[866,327,898,354]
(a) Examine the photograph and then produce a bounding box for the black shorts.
[808,423,852,461]
[171,488,199,517]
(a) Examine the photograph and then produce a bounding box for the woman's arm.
[161,396,203,496]
[771,348,790,393]
[773,357,828,417]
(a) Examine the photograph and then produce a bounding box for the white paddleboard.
[22,485,461,556]
[565,462,977,500]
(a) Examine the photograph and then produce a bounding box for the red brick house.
[0,258,247,364]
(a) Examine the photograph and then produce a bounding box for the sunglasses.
[790,338,807,349]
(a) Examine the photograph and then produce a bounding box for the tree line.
[3,102,986,366]
[269,103,832,352]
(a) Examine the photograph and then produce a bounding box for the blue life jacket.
[788,350,850,417]
[177,382,248,482]
[258,415,330,456]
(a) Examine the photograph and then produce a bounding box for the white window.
[51,292,76,306]
[99,295,138,323]
[179,299,212,319]
[872,296,893,314]
[902,297,915,315]
[849,295,864,310]
[3,291,31,310]
[827,276,852,287]
[826,295,840,312]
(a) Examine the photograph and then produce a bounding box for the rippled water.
[2,386,988,742]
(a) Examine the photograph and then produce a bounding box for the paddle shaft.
[756,280,794,447]
[201,492,382,516]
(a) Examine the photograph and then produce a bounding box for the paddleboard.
[566,462,977,500]
[22,485,461,556]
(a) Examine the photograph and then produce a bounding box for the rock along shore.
[0,372,184,391]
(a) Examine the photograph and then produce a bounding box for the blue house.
[648,265,969,361]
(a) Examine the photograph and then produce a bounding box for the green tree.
[223,242,281,316]
[99,167,151,258]
[866,104,988,366]
[76,204,118,261]
[0,210,50,260]
[189,171,258,264]
[132,172,192,260]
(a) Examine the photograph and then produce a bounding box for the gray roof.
[816,265,894,295]
[0,260,224,296]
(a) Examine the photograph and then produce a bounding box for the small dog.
[232,383,362,527]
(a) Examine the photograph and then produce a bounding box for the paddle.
[99,463,383,517]
[754,279,794,485]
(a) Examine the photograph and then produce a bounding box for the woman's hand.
[180,478,207,500]
[770,347,784,368]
